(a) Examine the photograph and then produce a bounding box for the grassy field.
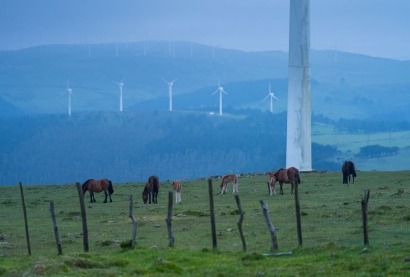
[1,171,409,276]
[312,123,410,170]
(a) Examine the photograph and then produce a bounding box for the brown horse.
[270,167,301,195]
[142,175,160,204]
[342,161,357,184]
[220,174,239,195]
[82,178,114,203]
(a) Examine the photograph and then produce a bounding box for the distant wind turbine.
[212,81,228,116]
[114,78,125,112]
[262,83,279,113]
[65,81,73,117]
[163,78,177,111]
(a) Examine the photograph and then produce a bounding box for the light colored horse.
[220,174,239,195]
[267,172,276,196]
[172,180,182,203]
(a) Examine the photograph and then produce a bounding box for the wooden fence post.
[208,178,217,249]
[294,181,303,246]
[19,182,31,256]
[361,189,370,246]
[259,200,279,251]
[166,191,175,247]
[49,201,63,255]
[129,195,137,247]
[76,182,89,252]
[235,195,246,252]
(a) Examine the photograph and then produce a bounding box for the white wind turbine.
[114,78,125,112]
[262,83,279,113]
[163,78,177,111]
[212,81,228,116]
[65,81,73,117]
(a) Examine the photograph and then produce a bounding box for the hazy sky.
[1,0,409,60]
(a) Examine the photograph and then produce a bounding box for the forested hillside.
[0,110,290,185]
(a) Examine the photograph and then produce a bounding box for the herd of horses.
[81,161,357,204]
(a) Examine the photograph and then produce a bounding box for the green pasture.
[0,171,409,276]
[313,124,410,153]
[312,124,410,170]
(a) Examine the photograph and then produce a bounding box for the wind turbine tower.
[66,81,73,117]
[164,79,177,111]
[212,82,228,116]
[115,79,125,112]
[286,0,312,171]
[263,83,279,113]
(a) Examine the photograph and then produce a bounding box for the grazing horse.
[142,175,160,204]
[172,180,182,204]
[342,161,357,184]
[220,174,239,195]
[82,178,114,203]
[270,167,301,195]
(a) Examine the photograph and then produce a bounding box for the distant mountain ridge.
[1,41,410,120]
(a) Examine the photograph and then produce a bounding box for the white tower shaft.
[169,84,173,112]
[119,84,123,112]
[286,0,312,171]
[219,90,223,116]
[68,92,71,116]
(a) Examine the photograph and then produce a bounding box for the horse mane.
[274,168,285,177]
[81,178,94,189]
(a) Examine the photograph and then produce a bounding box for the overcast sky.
[1,0,409,60]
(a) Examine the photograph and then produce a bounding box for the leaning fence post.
[76,182,89,252]
[294,181,303,246]
[166,191,175,247]
[208,178,217,249]
[19,182,31,256]
[260,200,279,251]
[49,201,63,255]
[129,195,137,247]
[235,195,246,252]
[361,189,370,246]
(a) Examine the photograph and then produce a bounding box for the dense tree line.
[356,145,399,158]
[1,110,405,185]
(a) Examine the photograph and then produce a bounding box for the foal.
[172,180,182,204]
[267,172,277,196]
[220,174,239,195]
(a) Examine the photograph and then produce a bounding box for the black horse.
[342,161,357,184]
[142,175,160,204]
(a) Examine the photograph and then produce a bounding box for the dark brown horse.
[82,179,114,203]
[269,167,301,195]
[342,161,357,184]
[142,175,160,204]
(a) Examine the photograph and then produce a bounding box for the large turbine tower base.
[286,0,312,171]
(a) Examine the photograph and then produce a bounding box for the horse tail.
[295,170,301,184]
[153,177,159,192]
[108,180,114,194]
[351,162,357,177]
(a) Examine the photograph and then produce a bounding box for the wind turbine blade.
[262,94,270,102]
